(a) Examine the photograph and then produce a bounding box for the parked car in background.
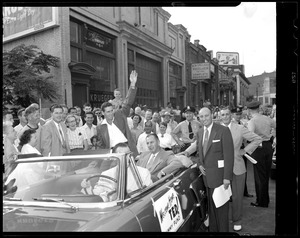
[3,150,208,232]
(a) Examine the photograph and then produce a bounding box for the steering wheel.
[84,174,117,196]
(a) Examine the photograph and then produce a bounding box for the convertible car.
[3,150,208,232]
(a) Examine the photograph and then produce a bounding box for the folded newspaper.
[244,153,257,164]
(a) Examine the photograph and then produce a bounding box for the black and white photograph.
[2,3,297,236]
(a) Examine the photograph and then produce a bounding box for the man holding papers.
[220,107,262,231]
[181,107,234,232]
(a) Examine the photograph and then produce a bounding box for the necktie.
[58,124,65,144]
[146,153,155,170]
[188,122,194,139]
[203,128,209,155]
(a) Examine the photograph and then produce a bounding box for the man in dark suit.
[97,70,139,157]
[136,133,189,182]
[182,107,234,232]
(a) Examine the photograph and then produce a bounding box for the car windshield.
[4,155,121,203]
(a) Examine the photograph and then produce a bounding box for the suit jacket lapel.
[198,129,204,156]
[150,151,162,171]
[51,121,62,145]
[100,124,110,147]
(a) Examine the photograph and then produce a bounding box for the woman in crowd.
[19,129,41,155]
[156,122,177,152]
[65,114,89,151]
[129,114,143,145]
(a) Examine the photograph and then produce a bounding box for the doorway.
[72,83,87,107]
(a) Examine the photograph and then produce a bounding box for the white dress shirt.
[101,118,128,148]
[157,133,177,149]
[80,123,97,145]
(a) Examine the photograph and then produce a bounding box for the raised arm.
[119,70,138,116]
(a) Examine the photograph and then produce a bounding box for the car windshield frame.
[3,153,128,208]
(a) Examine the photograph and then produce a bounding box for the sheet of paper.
[244,153,257,164]
[212,184,232,208]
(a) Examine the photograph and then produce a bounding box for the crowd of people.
[3,69,276,233]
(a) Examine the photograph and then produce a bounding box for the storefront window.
[70,21,81,44]
[70,46,82,62]
[86,51,115,92]
[169,62,182,98]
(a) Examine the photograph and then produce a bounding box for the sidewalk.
[229,161,276,235]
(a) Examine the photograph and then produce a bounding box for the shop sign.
[86,29,114,53]
[191,62,210,80]
[89,90,113,108]
[216,52,239,65]
[3,7,59,43]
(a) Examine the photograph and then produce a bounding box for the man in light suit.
[136,133,189,182]
[40,104,70,157]
[182,107,234,232]
[220,107,262,231]
[97,70,138,157]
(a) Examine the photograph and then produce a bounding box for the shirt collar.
[204,122,213,131]
[53,120,60,127]
[101,117,115,125]
[221,122,232,128]
[83,123,95,127]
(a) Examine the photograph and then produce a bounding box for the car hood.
[3,205,119,232]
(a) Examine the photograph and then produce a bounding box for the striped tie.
[203,128,209,155]
[146,154,155,170]
[58,124,65,145]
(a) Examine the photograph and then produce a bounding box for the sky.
[163,2,276,78]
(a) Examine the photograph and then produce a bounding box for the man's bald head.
[199,107,212,115]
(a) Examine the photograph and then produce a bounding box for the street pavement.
[228,160,276,235]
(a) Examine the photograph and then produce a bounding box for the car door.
[122,164,207,232]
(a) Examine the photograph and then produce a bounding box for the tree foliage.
[3,44,61,110]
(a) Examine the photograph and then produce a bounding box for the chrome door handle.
[173,179,182,186]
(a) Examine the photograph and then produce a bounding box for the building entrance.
[72,83,87,107]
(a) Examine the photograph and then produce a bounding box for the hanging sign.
[191,62,210,80]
